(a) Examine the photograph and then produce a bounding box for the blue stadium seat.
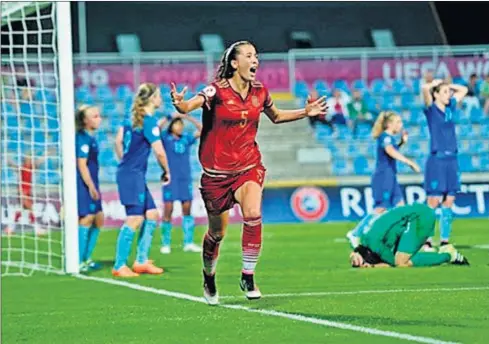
[195,82,206,93]
[47,118,59,130]
[458,154,474,172]
[470,140,487,154]
[480,154,489,171]
[456,124,472,139]
[353,156,369,175]
[411,79,421,94]
[103,100,117,113]
[366,97,378,113]
[332,79,350,93]
[370,79,386,94]
[356,124,371,139]
[313,80,329,92]
[6,114,19,128]
[35,89,57,103]
[75,86,94,104]
[115,84,133,101]
[401,93,415,108]
[34,131,47,143]
[392,79,405,93]
[407,141,423,157]
[407,110,423,125]
[469,107,485,123]
[294,81,309,98]
[160,83,172,95]
[453,76,466,86]
[337,125,352,140]
[332,158,349,175]
[94,85,113,101]
[351,79,367,91]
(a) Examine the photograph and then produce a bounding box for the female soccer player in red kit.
[171,41,327,305]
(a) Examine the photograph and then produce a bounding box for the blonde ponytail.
[131,83,157,128]
[371,111,398,139]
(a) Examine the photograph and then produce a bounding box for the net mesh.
[1,2,64,276]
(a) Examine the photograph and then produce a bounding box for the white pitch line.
[220,286,489,300]
[74,274,460,344]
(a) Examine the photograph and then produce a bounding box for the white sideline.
[220,286,489,299]
[74,274,460,344]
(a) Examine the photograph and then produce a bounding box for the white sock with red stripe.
[242,216,262,275]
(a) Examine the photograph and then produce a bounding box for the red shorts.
[200,164,266,216]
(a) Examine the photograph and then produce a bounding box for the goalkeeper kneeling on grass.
[349,203,469,268]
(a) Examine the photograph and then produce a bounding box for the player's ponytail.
[131,83,157,129]
[215,41,253,80]
[75,105,90,132]
[371,111,398,139]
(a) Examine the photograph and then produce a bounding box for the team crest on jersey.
[290,187,329,222]
[152,127,160,137]
[251,95,260,108]
[383,136,392,145]
[81,144,89,153]
[203,85,216,97]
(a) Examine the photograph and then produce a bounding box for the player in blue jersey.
[159,113,203,254]
[421,79,468,250]
[75,105,103,272]
[347,111,420,248]
[113,83,171,277]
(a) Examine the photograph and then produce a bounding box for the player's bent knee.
[79,215,95,227]
[145,209,159,221]
[442,196,455,208]
[427,197,440,208]
[126,216,144,230]
[242,207,261,219]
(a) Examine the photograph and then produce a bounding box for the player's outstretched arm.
[264,96,328,124]
[384,145,421,173]
[170,82,205,114]
[114,127,124,161]
[450,83,468,103]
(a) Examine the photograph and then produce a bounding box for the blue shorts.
[371,171,403,208]
[123,186,157,216]
[424,154,460,197]
[163,180,193,203]
[77,185,102,218]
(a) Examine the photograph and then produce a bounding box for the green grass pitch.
[2,218,489,344]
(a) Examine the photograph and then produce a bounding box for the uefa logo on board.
[290,187,329,222]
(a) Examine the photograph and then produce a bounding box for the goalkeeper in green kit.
[349,203,469,268]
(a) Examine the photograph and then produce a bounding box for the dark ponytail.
[215,41,253,81]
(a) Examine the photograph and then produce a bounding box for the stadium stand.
[2,76,488,185]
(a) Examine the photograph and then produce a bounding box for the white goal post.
[1,2,79,275]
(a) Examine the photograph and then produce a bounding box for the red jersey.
[20,161,33,192]
[198,79,273,173]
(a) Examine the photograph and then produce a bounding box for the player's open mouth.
[249,67,257,74]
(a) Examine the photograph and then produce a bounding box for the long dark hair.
[215,41,253,81]
[167,117,184,136]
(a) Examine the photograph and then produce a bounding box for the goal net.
[1,2,78,276]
